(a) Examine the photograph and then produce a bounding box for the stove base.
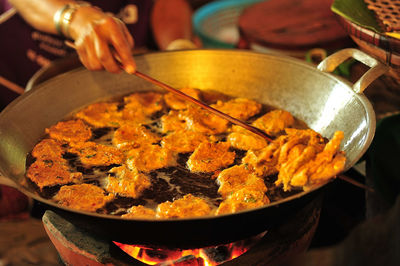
[43,192,321,266]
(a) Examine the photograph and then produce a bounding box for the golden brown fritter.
[54,183,114,212]
[241,128,326,180]
[46,119,92,143]
[156,194,213,218]
[277,128,325,164]
[252,109,295,136]
[164,87,202,110]
[161,105,230,135]
[241,137,285,177]
[106,166,151,198]
[211,98,262,121]
[160,110,187,133]
[123,92,164,116]
[75,102,124,128]
[126,143,176,172]
[180,105,229,135]
[217,165,267,198]
[120,107,148,124]
[121,205,156,219]
[26,159,82,189]
[112,124,161,149]
[216,188,270,215]
[187,142,235,173]
[248,129,346,191]
[161,130,209,153]
[68,141,124,167]
[31,139,65,161]
[277,145,318,190]
[278,131,346,191]
[227,125,268,150]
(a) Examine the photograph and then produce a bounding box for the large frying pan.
[0,49,387,248]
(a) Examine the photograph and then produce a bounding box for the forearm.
[9,0,136,73]
[8,0,74,34]
[151,0,193,50]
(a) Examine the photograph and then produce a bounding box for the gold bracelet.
[53,2,91,39]
[61,5,78,39]
[53,4,70,37]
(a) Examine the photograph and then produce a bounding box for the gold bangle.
[53,4,70,37]
[54,2,92,39]
[61,6,78,39]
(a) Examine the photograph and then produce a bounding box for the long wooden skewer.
[0,76,25,95]
[133,70,274,141]
[338,174,374,193]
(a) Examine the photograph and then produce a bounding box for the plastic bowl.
[193,0,263,48]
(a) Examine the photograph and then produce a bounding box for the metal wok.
[0,49,386,248]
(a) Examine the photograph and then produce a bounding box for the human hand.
[67,6,136,73]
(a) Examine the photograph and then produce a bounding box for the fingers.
[73,14,136,74]
[75,36,103,71]
[105,17,136,73]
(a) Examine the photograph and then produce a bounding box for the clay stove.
[42,197,321,266]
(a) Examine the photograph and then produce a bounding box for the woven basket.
[338,15,400,81]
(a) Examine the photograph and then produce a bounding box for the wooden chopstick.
[338,174,374,193]
[0,76,25,95]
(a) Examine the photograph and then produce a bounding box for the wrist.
[53,1,93,39]
[68,6,105,40]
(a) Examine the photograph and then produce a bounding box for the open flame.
[113,231,267,266]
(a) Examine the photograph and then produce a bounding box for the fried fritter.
[126,143,176,172]
[272,130,345,191]
[279,131,346,191]
[164,87,202,110]
[75,102,124,128]
[112,124,161,149]
[160,110,187,133]
[211,98,262,121]
[252,109,295,136]
[187,142,235,173]
[31,139,65,161]
[106,166,151,198]
[227,125,268,150]
[68,141,124,167]
[216,188,270,215]
[217,165,267,198]
[180,105,229,135]
[156,194,213,218]
[26,159,82,189]
[123,92,164,116]
[121,205,156,219]
[241,136,285,177]
[54,183,114,212]
[46,119,92,143]
[161,130,209,153]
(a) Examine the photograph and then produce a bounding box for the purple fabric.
[0,0,153,109]
[0,0,12,13]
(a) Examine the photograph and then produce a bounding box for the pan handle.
[0,173,18,189]
[317,48,388,93]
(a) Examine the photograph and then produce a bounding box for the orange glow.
[113,231,266,266]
